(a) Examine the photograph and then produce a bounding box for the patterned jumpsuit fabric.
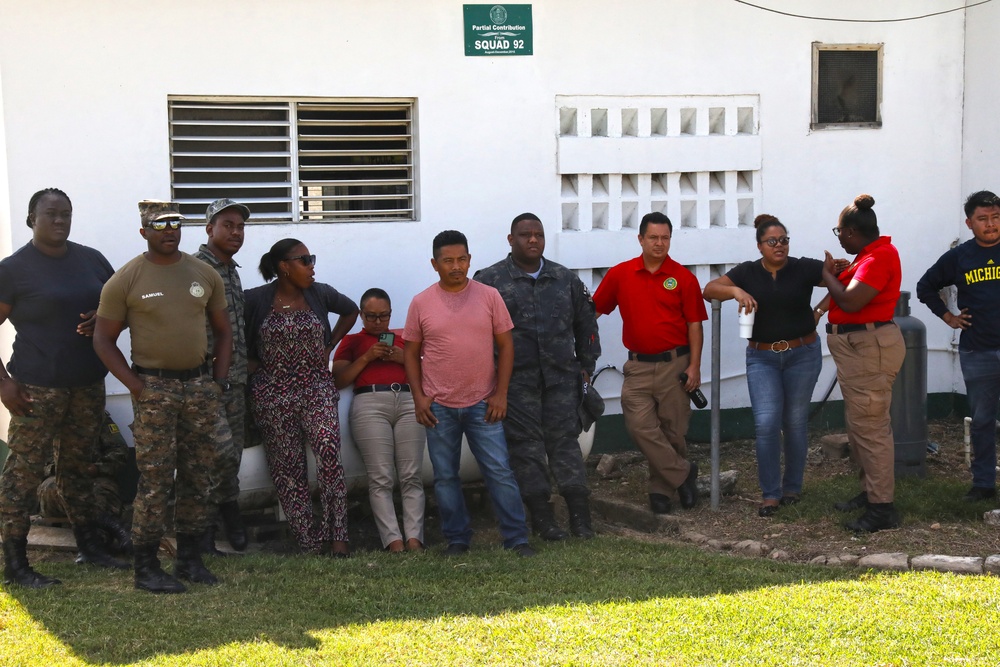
[250,308,347,552]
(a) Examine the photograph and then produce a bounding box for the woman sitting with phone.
[333,288,426,553]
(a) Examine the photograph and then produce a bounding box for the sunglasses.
[283,254,316,267]
[146,219,182,231]
[761,236,790,247]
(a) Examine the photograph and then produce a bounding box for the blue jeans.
[745,339,822,501]
[425,401,529,549]
[959,349,1000,488]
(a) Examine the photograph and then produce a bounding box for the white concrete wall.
[0,61,11,441]
[0,0,975,435]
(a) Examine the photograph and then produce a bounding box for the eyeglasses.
[832,228,846,237]
[283,254,316,267]
[146,220,182,231]
[362,311,392,323]
[761,236,790,247]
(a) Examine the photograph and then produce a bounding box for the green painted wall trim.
[592,391,967,455]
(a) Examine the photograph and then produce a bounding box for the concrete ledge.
[591,496,682,534]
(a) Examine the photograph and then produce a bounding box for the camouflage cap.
[206,198,251,224]
[138,200,185,227]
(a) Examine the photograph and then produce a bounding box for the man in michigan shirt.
[917,190,1000,503]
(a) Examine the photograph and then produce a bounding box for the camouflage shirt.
[195,244,248,384]
[475,254,601,385]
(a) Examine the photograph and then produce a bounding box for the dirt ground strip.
[587,416,1000,563]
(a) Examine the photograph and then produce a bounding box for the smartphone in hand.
[378,332,395,346]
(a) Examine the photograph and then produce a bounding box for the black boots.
[200,525,229,557]
[72,524,130,569]
[845,502,902,533]
[95,512,133,555]
[133,542,186,594]
[174,533,219,585]
[524,496,569,541]
[219,500,248,552]
[834,491,869,512]
[2,536,60,589]
[563,491,595,539]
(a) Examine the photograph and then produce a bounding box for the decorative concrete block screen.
[555,95,762,292]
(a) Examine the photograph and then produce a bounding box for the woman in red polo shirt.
[333,288,426,553]
[822,194,905,533]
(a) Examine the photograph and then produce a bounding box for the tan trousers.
[620,356,693,496]
[827,324,905,504]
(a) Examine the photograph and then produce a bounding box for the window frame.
[168,96,418,224]
[810,43,883,130]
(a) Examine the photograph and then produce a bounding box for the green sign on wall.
[463,5,533,56]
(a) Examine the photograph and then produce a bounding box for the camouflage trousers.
[0,382,104,540]
[130,375,230,544]
[503,376,589,499]
[38,476,121,519]
[196,382,245,509]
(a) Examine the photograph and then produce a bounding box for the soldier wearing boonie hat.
[138,199,185,227]
[93,198,234,594]
[193,198,251,556]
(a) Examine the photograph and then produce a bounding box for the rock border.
[590,496,1000,576]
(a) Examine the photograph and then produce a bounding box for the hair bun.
[753,213,780,229]
[854,194,875,210]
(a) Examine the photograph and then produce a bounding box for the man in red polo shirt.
[592,212,706,514]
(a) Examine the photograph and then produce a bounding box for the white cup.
[738,309,755,338]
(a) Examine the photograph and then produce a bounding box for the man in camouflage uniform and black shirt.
[475,213,601,539]
[194,198,250,554]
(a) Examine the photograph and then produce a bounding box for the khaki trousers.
[620,356,693,496]
[827,324,905,504]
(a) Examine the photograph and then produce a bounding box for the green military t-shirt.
[98,252,228,370]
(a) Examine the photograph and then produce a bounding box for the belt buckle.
[770,340,790,353]
[390,382,402,394]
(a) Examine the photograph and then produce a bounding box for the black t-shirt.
[0,241,114,387]
[726,256,823,343]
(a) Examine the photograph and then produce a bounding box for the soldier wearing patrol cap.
[193,198,250,555]
[93,200,234,593]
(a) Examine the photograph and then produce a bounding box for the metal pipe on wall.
[710,299,721,510]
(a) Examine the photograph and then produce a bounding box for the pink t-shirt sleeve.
[488,288,514,334]
[403,299,424,343]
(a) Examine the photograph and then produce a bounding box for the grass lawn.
[3,537,999,666]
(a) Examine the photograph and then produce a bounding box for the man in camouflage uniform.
[94,200,233,594]
[38,411,132,555]
[475,213,601,539]
[193,198,250,554]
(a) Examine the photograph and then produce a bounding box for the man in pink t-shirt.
[404,230,534,557]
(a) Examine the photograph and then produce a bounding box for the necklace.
[275,292,301,310]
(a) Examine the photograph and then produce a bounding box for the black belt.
[826,321,894,335]
[354,383,410,395]
[627,346,690,363]
[133,362,210,381]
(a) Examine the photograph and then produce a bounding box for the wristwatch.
[214,378,231,391]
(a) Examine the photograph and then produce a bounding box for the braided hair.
[26,188,71,228]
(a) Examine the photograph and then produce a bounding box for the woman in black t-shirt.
[0,188,126,588]
[704,215,833,517]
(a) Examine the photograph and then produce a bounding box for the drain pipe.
[710,299,721,511]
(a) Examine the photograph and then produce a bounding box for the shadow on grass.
[5,536,872,664]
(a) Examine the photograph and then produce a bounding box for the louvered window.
[169,98,416,223]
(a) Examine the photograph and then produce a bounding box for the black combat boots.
[2,536,60,589]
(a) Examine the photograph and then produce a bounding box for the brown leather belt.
[747,331,818,353]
